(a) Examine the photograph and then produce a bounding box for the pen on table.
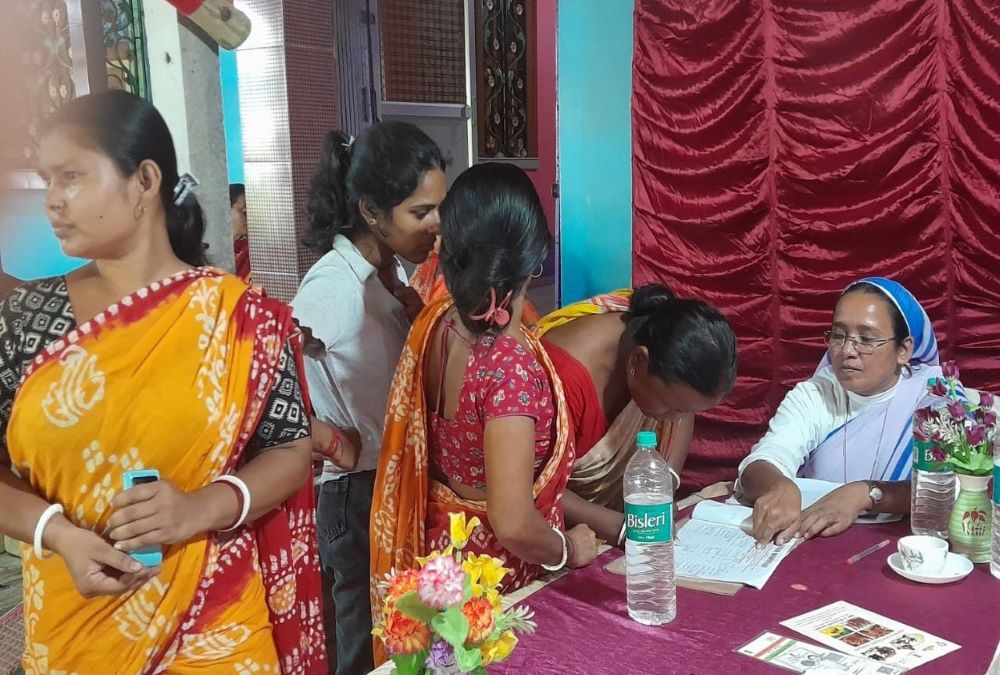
[843,538,891,566]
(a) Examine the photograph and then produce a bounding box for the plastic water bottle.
[991,445,1000,580]
[911,379,956,539]
[624,430,675,625]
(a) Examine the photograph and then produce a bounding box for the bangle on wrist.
[668,467,681,492]
[617,519,627,547]
[541,526,568,572]
[213,475,252,531]
[34,503,64,558]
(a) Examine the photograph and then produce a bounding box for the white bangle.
[213,475,252,532]
[34,503,64,558]
[668,468,681,492]
[541,526,568,572]
[618,520,627,547]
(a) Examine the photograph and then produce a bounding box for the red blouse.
[542,340,610,460]
[430,332,555,490]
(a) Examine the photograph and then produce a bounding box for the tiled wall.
[236,0,337,301]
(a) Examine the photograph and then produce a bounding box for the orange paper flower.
[386,569,420,602]
[377,609,432,655]
[462,597,496,645]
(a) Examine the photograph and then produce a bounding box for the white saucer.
[887,551,974,584]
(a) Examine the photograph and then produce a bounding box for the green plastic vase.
[948,473,992,563]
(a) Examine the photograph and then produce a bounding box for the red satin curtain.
[632,0,1000,491]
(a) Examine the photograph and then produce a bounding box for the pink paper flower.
[418,554,466,610]
[947,400,966,421]
[943,361,960,380]
[930,379,948,397]
[967,425,987,446]
[929,447,947,463]
[983,411,997,428]
[914,407,936,428]
[981,392,995,410]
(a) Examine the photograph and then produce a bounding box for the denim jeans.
[317,471,376,675]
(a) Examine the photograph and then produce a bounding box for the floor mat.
[0,604,22,673]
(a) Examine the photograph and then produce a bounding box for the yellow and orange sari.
[369,295,573,662]
[7,268,326,673]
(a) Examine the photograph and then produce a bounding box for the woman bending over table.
[0,91,324,672]
[370,163,599,627]
[536,285,737,542]
[738,278,941,547]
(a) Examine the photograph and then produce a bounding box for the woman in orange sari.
[0,92,325,673]
[371,165,598,634]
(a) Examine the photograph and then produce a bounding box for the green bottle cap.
[637,431,658,449]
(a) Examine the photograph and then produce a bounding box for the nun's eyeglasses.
[824,330,895,355]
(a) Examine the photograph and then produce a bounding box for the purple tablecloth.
[497,521,999,674]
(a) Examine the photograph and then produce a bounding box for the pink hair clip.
[470,288,513,327]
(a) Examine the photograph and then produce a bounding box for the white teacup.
[897,535,948,575]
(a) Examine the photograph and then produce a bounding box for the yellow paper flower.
[416,545,454,566]
[462,553,509,597]
[449,512,482,550]
[485,588,503,613]
[480,630,518,666]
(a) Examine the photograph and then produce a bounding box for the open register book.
[674,478,898,589]
[674,500,799,589]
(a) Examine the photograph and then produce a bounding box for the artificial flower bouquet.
[373,513,536,674]
[914,361,997,476]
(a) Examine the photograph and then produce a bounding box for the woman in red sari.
[0,92,325,673]
[371,165,598,649]
[536,284,738,541]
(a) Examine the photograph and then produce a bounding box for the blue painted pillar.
[557,1,635,304]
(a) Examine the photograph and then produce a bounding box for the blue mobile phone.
[121,469,163,567]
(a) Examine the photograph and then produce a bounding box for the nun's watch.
[864,481,884,511]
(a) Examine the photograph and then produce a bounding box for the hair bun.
[630,283,676,316]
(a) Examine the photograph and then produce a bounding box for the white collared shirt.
[291,235,409,481]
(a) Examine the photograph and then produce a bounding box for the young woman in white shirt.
[291,122,446,675]
[738,278,942,547]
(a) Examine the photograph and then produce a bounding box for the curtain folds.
[632,0,1000,490]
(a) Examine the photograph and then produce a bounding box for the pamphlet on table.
[737,631,906,674]
[780,601,960,670]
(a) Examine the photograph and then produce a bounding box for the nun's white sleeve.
[736,372,838,486]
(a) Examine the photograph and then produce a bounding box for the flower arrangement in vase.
[373,513,537,674]
[913,361,996,561]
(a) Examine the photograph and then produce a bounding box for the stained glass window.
[102,0,150,98]
[476,0,535,159]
